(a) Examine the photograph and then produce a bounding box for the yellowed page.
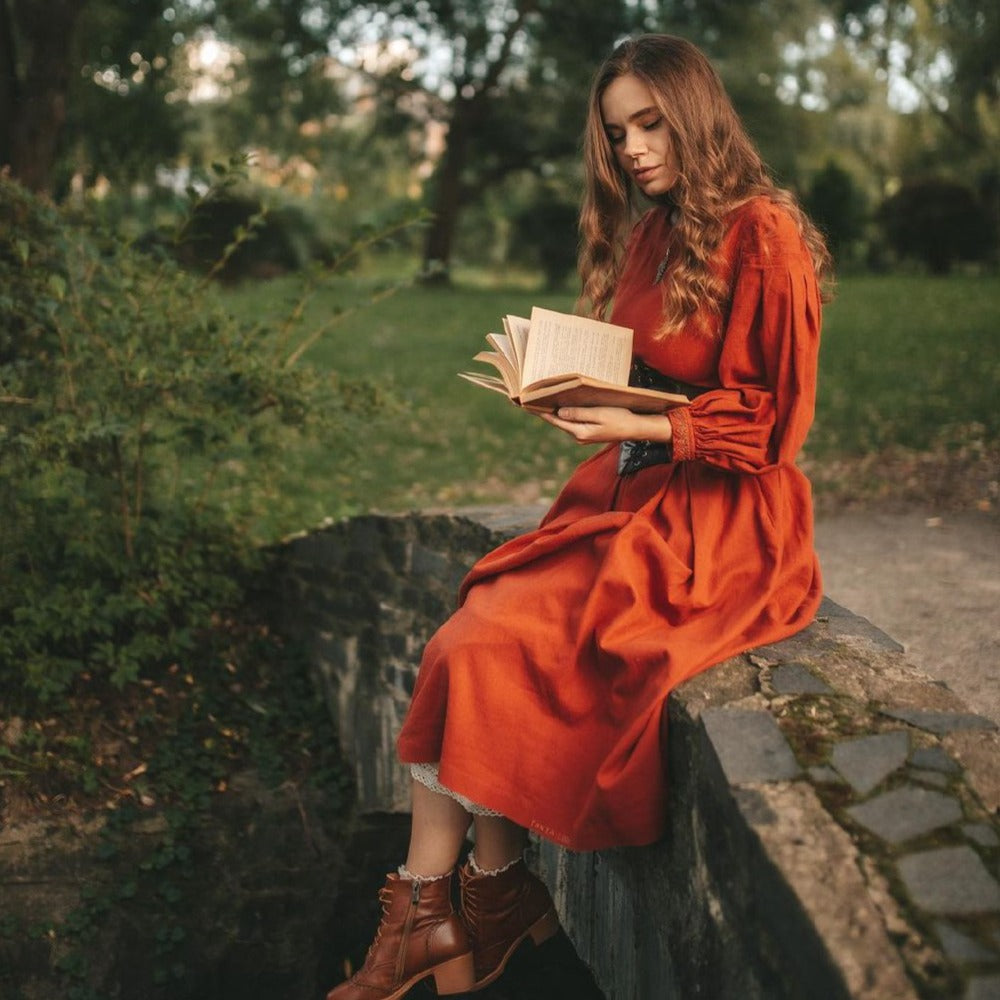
[502,315,531,380]
[473,349,518,395]
[485,332,516,368]
[520,375,689,413]
[457,371,511,396]
[521,307,632,389]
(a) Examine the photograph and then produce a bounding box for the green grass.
[816,274,1000,455]
[222,269,1000,535]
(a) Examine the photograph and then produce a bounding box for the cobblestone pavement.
[815,508,1000,725]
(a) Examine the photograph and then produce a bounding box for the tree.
[0,0,346,194]
[0,0,89,191]
[822,1,1000,258]
[328,0,649,281]
[826,1,999,151]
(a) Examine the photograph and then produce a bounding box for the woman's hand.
[538,406,674,445]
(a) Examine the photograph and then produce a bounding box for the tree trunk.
[420,98,473,285]
[0,0,87,193]
[0,0,18,168]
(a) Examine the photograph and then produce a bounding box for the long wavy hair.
[578,34,832,337]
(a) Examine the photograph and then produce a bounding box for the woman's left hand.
[538,406,674,445]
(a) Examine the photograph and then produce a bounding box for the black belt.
[617,358,712,475]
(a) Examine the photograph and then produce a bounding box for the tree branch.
[906,72,982,147]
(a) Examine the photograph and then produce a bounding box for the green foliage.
[172,186,326,279]
[511,190,580,291]
[1,619,352,997]
[0,167,378,995]
[53,0,189,191]
[878,177,996,274]
[805,160,868,267]
[0,172,383,711]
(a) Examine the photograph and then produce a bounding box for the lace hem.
[410,763,503,817]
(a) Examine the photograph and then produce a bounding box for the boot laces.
[364,886,393,962]
[461,878,484,932]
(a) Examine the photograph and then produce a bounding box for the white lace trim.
[410,762,503,817]
[467,850,521,877]
[397,865,450,882]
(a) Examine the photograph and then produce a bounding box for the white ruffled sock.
[466,850,522,877]
[397,864,451,883]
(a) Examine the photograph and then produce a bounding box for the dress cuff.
[667,406,696,462]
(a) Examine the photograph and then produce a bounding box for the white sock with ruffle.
[466,851,522,877]
[397,864,451,883]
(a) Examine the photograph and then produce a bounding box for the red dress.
[396,197,823,851]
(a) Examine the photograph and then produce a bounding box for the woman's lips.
[634,165,657,182]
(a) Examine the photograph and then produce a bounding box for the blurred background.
[3,0,999,282]
[6,0,998,525]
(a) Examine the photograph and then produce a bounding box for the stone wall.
[273,508,1000,1000]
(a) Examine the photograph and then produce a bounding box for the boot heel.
[432,951,476,995]
[528,906,560,945]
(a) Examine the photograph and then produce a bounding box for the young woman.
[326,33,831,1000]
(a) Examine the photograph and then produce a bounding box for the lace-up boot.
[326,872,474,1000]
[459,858,561,989]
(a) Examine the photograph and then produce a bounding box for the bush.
[878,177,995,274]
[0,174,378,712]
[805,160,867,268]
[172,188,331,280]
[511,192,579,290]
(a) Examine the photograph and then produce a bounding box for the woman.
[327,33,831,1000]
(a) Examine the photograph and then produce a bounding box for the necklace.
[653,250,671,285]
[653,205,681,285]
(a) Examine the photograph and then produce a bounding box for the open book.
[458,307,690,414]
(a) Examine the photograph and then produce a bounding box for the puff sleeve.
[667,204,822,475]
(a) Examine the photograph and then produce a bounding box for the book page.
[519,375,689,413]
[502,315,531,379]
[485,332,516,368]
[473,349,518,395]
[521,307,632,389]
[458,371,511,396]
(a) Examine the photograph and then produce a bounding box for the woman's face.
[599,73,679,198]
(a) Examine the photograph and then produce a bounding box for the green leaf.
[47,273,67,300]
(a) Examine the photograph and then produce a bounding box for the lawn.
[222,268,1000,537]
[816,274,999,454]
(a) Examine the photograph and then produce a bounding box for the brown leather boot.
[326,872,474,1000]
[459,858,561,989]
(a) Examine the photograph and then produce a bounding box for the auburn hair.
[578,34,832,337]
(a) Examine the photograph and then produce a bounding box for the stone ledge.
[271,506,1000,1000]
[541,596,1000,1000]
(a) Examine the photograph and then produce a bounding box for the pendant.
[654,250,670,284]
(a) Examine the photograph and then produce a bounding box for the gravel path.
[815,508,1000,725]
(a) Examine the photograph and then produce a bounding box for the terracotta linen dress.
[396,197,823,851]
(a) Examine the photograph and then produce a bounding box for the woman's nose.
[623,130,646,158]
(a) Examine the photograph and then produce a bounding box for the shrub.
[172,188,331,280]
[878,177,995,274]
[511,192,579,290]
[805,160,867,268]
[0,174,379,712]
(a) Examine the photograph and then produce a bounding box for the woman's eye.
[607,133,624,146]
[642,118,662,132]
